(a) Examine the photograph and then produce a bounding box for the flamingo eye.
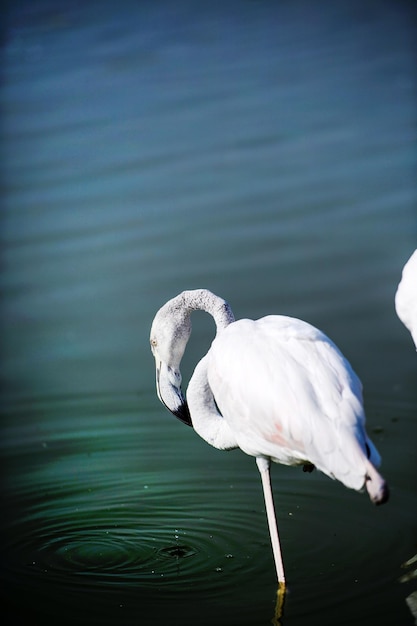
[150,338,157,349]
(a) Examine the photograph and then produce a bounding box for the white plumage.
[395,249,417,349]
[150,289,388,584]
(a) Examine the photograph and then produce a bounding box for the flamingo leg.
[256,457,286,586]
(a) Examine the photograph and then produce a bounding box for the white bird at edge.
[395,249,417,350]
[150,289,389,586]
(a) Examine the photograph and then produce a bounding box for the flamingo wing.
[395,249,417,348]
[207,315,378,490]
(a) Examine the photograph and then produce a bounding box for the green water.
[1,2,416,625]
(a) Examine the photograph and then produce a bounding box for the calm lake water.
[1,1,416,625]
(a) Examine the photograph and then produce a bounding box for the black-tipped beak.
[156,362,193,427]
[173,400,192,427]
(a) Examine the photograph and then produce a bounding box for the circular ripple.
[43,528,155,575]
[157,544,198,559]
[1,393,414,625]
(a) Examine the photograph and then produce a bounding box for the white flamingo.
[150,289,389,585]
[395,249,417,349]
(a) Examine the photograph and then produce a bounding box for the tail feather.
[365,460,389,505]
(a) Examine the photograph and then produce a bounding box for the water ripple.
[1,393,415,625]
[2,395,271,603]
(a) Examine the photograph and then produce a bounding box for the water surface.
[1,2,416,625]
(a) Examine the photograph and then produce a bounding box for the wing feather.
[208,316,370,489]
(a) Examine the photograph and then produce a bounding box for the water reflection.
[272,585,286,626]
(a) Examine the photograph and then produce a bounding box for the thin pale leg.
[256,457,286,586]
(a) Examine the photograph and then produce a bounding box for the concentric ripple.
[1,393,416,625]
[1,395,273,600]
[3,492,271,594]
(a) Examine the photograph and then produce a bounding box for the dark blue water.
[1,2,416,624]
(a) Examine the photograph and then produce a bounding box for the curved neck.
[187,355,238,450]
[180,289,235,332]
[175,290,238,450]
